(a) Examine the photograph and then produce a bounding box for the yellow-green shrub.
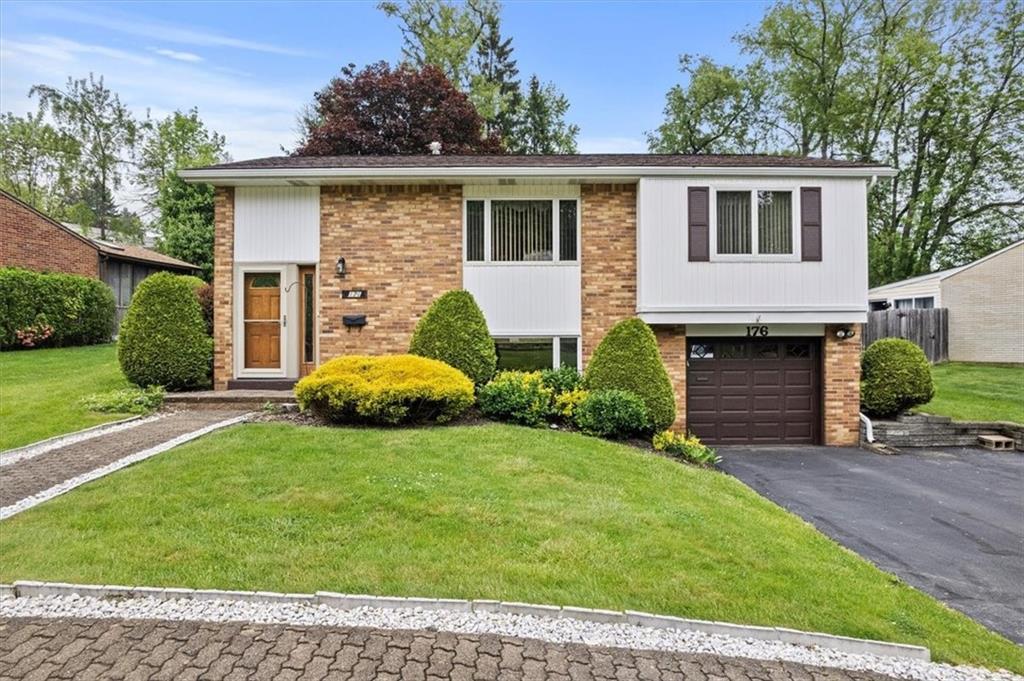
[553,388,589,420]
[478,371,554,427]
[295,355,474,425]
[652,430,720,466]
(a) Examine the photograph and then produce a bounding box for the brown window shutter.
[688,187,710,262]
[801,187,822,261]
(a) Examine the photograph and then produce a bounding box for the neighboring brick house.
[868,240,1024,363]
[183,154,895,446]
[1,189,200,323]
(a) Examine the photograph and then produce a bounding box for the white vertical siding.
[463,265,581,336]
[637,176,868,322]
[235,187,319,263]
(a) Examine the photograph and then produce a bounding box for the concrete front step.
[165,390,296,410]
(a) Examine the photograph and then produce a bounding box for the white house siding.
[867,273,944,307]
[636,176,868,324]
[941,242,1024,363]
[234,187,319,263]
[461,183,582,337]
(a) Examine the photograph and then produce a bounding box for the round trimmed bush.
[0,267,115,349]
[478,371,554,427]
[860,338,934,418]
[574,389,649,439]
[295,354,475,425]
[117,272,212,390]
[409,290,496,386]
[583,318,675,431]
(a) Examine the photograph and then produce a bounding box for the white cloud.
[152,48,203,63]
[31,5,315,57]
[577,136,648,154]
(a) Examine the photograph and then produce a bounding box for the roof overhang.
[179,164,898,186]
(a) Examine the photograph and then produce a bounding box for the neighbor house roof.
[868,239,1024,295]
[1,189,198,271]
[181,153,896,183]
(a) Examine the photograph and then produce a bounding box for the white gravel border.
[1,585,1017,681]
[0,413,250,520]
[0,414,160,467]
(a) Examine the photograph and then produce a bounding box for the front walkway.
[0,616,898,681]
[720,445,1024,644]
[0,409,249,517]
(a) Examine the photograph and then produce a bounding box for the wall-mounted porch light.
[336,257,347,278]
[835,326,856,340]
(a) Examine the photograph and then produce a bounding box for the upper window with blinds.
[715,189,794,257]
[465,199,578,263]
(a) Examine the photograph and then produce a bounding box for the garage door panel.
[687,338,821,445]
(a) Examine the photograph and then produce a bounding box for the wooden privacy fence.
[863,308,949,363]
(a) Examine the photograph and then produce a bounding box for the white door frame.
[234,263,290,379]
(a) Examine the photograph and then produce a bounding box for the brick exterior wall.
[580,184,637,364]
[823,325,861,446]
[0,192,98,278]
[654,326,687,431]
[318,185,462,360]
[212,187,235,390]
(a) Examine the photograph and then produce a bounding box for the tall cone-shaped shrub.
[583,318,675,431]
[409,290,497,386]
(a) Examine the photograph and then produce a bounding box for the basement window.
[494,336,579,371]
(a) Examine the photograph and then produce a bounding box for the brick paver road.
[0,410,248,508]
[0,616,899,681]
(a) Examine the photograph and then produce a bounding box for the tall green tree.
[30,74,139,240]
[137,109,228,281]
[471,14,522,141]
[509,76,579,154]
[0,110,81,216]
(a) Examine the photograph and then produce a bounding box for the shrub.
[583,318,675,431]
[118,272,213,390]
[541,364,583,394]
[860,338,935,418]
[82,386,165,415]
[478,371,554,427]
[195,283,214,336]
[0,267,116,349]
[653,430,721,466]
[296,354,474,425]
[574,389,649,439]
[409,290,497,386]
[553,388,589,421]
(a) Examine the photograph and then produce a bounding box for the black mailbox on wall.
[343,314,367,330]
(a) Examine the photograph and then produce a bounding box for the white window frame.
[493,335,582,371]
[709,184,802,263]
[463,198,580,266]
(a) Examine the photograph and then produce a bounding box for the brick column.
[580,183,637,364]
[654,326,687,432]
[212,187,235,390]
[823,324,861,446]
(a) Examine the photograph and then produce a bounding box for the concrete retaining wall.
[864,413,1024,450]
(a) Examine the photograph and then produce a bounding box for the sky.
[1,1,769,161]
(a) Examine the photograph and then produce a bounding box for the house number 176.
[746,325,769,337]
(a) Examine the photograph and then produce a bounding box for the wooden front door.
[298,266,317,377]
[244,272,281,369]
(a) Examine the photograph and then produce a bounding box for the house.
[868,240,1024,363]
[0,189,200,323]
[180,153,896,446]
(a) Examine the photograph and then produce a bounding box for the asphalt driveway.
[720,445,1024,643]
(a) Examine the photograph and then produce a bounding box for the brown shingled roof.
[93,241,198,270]
[189,153,887,172]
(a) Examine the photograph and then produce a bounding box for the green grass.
[1,423,1020,672]
[0,344,131,450]
[919,362,1024,424]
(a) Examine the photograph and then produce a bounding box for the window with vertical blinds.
[757,191,792,254]
[492,200,553,261]
[559,200,578,261]
[716,191,751,254]
[715,189,795,256]
[466,200,484,261]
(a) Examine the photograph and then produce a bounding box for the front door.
[244,272,281,369]
[298,266,317,377]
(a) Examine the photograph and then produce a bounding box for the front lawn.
[0,344,131,450]
[1,423,1020,672]
[920,362,1024,424]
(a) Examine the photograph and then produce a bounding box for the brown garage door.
[686,338,821,445]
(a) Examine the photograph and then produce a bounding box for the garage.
[686,337,822,444]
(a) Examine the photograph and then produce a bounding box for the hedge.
[477,371,554,427]
[409,290,497,386]
[0,267,116,349]
[296,354,474,425]
[583,318,676,431]
[861,338,934,418]
[117,272,212,390]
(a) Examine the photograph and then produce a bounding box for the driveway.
[719,445,1024,643]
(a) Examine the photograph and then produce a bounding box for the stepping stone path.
[0,409,249,514]
[0,616,899,681]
